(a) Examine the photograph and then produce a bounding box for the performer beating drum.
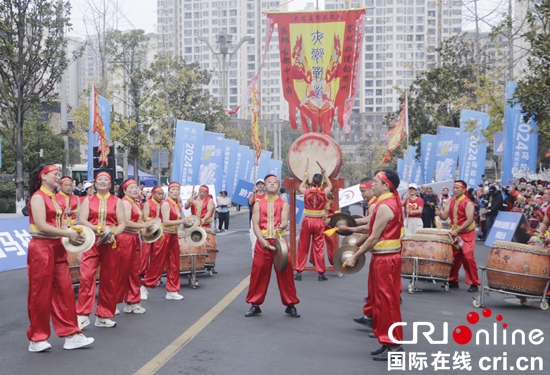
[185,185,215,229]
[294,164,332,281]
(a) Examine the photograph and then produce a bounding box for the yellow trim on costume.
[304,209,325,217]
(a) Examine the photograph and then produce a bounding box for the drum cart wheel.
[402,256,453,293]
[443,282,449,292]
[541,301,549,310]
[407,283,414,294]
[472,297,481,308]
[519,297,528,305]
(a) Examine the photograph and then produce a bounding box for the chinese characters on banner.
[199,132,225,195]
[420,135,437,185]
[458,110,490,187]
[434,126,461,182]
[172,120,205,185]
[268,10,365,134]
[0,218,32,272]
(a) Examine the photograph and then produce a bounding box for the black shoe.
[294,273,302,281]
[245,305,261,317]
[370,345,386,356]
[444,282,459,289]
[285,305,300,318]
[353,315,373,328]
[318,274,328,281]
[468,285,479,292]
[372,345,404,361]
[368,332,377,338]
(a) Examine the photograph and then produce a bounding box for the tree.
[514,0,550,134]
[147,55,231,176]
[0,0,80,212]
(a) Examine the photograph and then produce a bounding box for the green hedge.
[0,182,16,213]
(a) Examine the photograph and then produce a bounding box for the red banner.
[383,92,408,164]
[268,10,365,135]
[91,84,110,168]
[250,88,262,161]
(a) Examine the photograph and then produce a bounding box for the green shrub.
[0,182,16,212]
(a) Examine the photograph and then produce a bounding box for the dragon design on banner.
[91,84,110,168]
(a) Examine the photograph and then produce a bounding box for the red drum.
[486,241,550,296]
[179,237,207,273]
[66,251,100,285]
[401,234,454,279]
[415,229,450,237]
[287,133,343,181]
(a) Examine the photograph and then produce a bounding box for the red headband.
[122,179,137,191]
[169,182,180,189]
[37,165,59,187]
[152,187,163,194]
[266,176,280,185]
[96,172,112,182]
[360,182,372,190]
[199,186,209,192]
[454,181,467,189]
[375,171,403,224]
[59,176,72,185]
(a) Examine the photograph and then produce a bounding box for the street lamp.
[198,32,251,108]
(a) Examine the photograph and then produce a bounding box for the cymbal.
[329,212,357,229]
[272,237,288,272]
[142,222,163,243]
[62,226,95,253]
[333,245,365,275]
[342,233,361,247]
[184,215,201,231]
[97,226,114,245]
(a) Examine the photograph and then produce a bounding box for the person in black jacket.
[421,186,438,228]
[485,186,503,235]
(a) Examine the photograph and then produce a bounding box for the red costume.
[448,194,480,286]
[27,187,82,342]
[76,193,120,319]
[369,191,404,346]
[56,191,79,226]
[140,196,162,275]
[405,197,424,218]
[363,196,377,319]
[191,194,213,228]
[142,197,181,292]
[245,196,299,307]
[116,196,142,305]
[296,187,327,274]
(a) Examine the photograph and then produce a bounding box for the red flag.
[250,88,262,163]
[383,92,408,164]
[91,84,110,168]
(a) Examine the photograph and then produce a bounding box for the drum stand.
[472,266,550,310]
[179,253,208,289]
[401,257,453,293]
[284,177,345,273]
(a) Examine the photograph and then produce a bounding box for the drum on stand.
[287,133,343,181]
[486,241,550,296]
[401,234,454,280]
[66,251,100,286]
[415,229,450,237]
[179,237,207,273]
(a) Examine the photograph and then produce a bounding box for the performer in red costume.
[116,179,155,314]
[248,179,266,255]
[185,185,215,228]
[436,180,480,292]
[56,176,80,227]
[295,167,332,281]
[26,164,94,352]
[244,174,300,318]
[140,187,165,276]
[347,169,404,361]
[76,172,126,329]
[141,182,193,301]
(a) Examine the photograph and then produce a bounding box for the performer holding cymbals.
[185,185,215,229]
[141,182,194,301]
[295,161,332,281]
[345,169,404,361]
[26,164,94,352]
[76,172,126,329]
[244,174,300,318]
[116,179,155,314]
[140,187,165,277]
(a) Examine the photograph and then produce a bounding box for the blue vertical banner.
[268,159,283,180]
[242,147,255,183]
[402,146,417,184]
[493,132,504,156]
[397,158,404,181]
[420,134,437,184]
[411,158,422,185]
[221,139,239,198]
[255,150,272,181]
[458,110,490,187]
[434,126,461,182]
[199,132,225,194]
[502,82,538,184]
[171,120,205,184]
